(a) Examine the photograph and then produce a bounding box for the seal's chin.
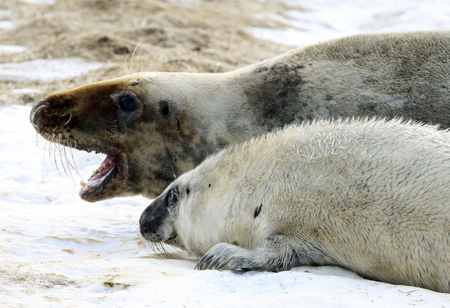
[164,235,184,250]
[79,153,125,202]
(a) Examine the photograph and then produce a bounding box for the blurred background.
[0,0,297,106]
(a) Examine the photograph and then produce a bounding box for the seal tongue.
[80,156,116,192]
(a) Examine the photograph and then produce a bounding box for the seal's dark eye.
[168,188,178,207]
[119,95,137,111]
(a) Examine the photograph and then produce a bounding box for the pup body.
[140,119,450,292]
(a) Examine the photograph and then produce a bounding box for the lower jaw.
[78,155,122,201]
[79,168,117,202]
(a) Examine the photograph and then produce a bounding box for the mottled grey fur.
[238,31,450,129]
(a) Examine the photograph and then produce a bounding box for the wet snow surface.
[2,0,450,307]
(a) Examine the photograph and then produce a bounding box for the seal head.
[30,75,192,202]
[31,31,450,202]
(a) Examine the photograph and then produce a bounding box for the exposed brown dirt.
[0,0,303,106]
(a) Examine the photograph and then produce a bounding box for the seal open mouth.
[76,150,129,202]
[80,155,117,197]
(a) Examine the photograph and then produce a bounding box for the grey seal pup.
[140,118,450,293]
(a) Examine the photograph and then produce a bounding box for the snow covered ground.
[2,0,450,307]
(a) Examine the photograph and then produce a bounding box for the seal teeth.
[81,156,117,197]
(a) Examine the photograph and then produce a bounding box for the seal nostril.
[30,99,49,126]
[31,99,49,114]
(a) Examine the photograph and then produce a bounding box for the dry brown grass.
[0,0,303,106]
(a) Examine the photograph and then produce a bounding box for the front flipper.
[195,239,301,272]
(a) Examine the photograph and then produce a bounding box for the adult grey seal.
[140,118,450,293]
[30,31,450,202]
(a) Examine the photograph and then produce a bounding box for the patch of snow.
[0,57,106,83]
[0,20,15,30]
[12,88,42,94]
[0,10,11,17]
[0,45,27,54]
[250,0,450,46]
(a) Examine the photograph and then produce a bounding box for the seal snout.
[139,194,173,243]
[139,211,163,242]
[29,97,73,134]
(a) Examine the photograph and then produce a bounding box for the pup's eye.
[119,94,137,111]
[168,188,179,207]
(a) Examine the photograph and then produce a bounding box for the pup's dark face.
[139,186,180,245]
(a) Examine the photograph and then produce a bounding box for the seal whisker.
[49,137,61,172]
[61,143,76,182]
[39,136,50,165]
[143,238,156,254]
[63,112,72,125]
[157,242,172,259]
[67,141,81,177]
[124,54,130,75]
[38,133,80,182]
[56,140,72,180]
[61,140,83,181]
[41,132,85,182]
[140,235,176,259]
[41,137,50,163]
[129,40,142,75]
[136,49,151,78]
[156,242,170,259]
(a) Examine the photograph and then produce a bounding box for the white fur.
[162,118,450,293]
